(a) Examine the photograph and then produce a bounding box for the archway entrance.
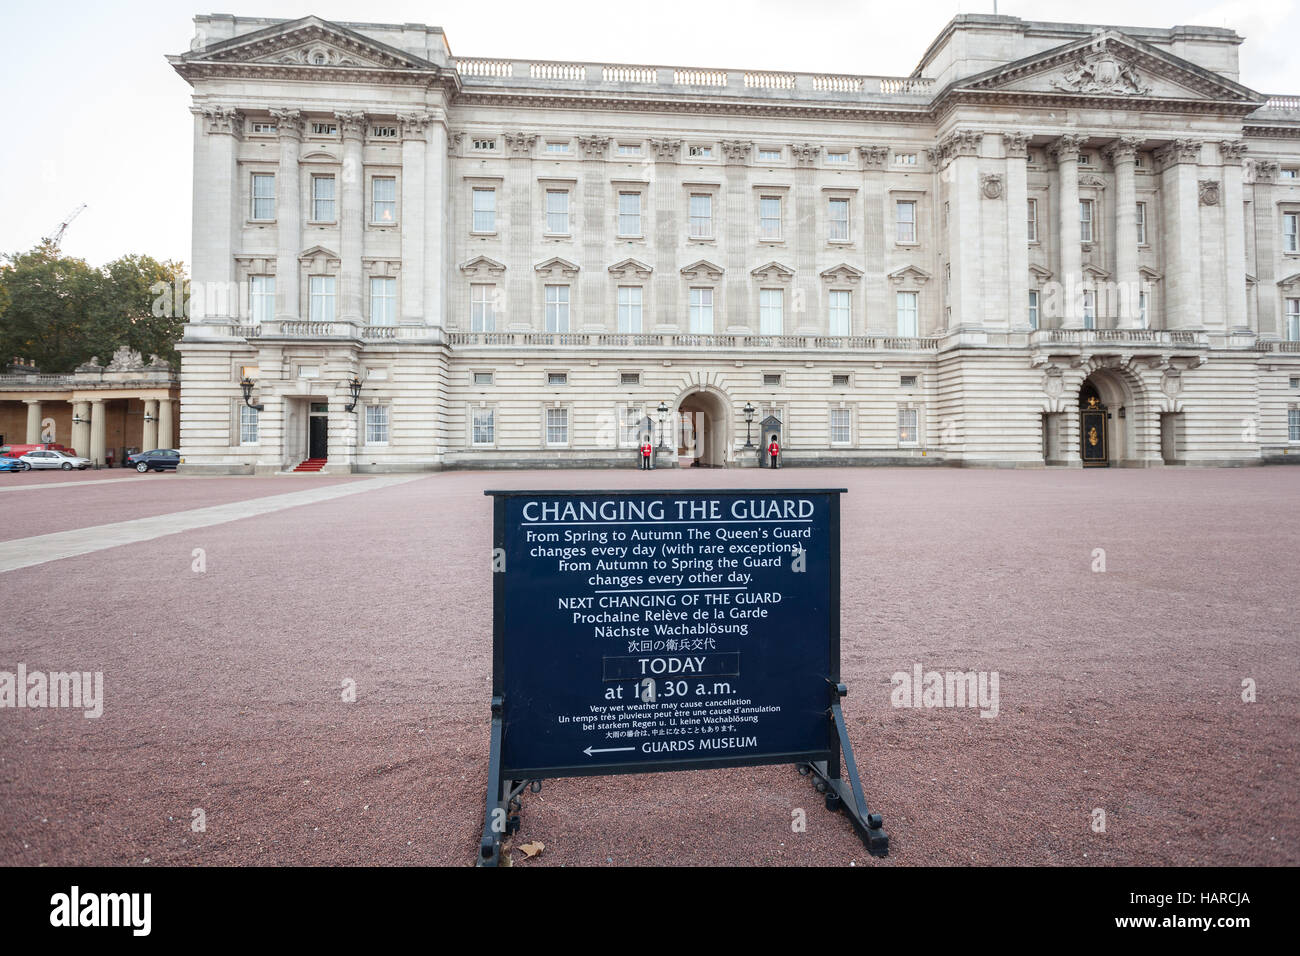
[676,390,729,467]
[1078,370,1135,467]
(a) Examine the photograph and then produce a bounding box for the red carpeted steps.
[292,458,328,473]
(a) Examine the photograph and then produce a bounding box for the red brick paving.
[0,466,1296,866]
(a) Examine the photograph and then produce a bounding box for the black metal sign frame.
[478,488,888,865]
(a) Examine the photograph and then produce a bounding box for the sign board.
[478,489,888,865]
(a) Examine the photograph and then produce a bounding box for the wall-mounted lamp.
[743,401,755,448]
[657,400,668,450]
[143,412,157,423]
[1118,406,1126,419]
[239,376,264,412]
[344,375,363,413]
[71,414,88,426]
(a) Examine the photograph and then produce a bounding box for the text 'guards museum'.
[171,13,1300,472]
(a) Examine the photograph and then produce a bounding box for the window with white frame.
[894,153,917,166]
[826,151,850,165]
[620,372,640,386]
[547,372,568,386]
[471,138,497,152]
[758,148,782,162]
[832,373,850,387]
[239,404,259,445]
[619,405,644,445]
[471,284,496,332]
[472,406,495,445]
[1028,290,1040,330]
[1080,199,1095,243]
[365,405,389,444]
[688,145,713,159]
[251,173,275,220]
[1290,407,1300,442]
[1286,298,1300,340]
[896,291,919,337]
[1027,199,1038,242]
[689,287,714,333]
[759,196,782,239]
[689,194,712,238]
[828,198,850,241]
[895,200,917,243]
[1139,291,1149,329]
[828,290,851,336]
[618,192,642,236]
[472,188,496,232]
[1282,168,1299,179]
[617,143,642,156]
[897,407,919,445]
[545,190,570,234]
[1284,213,1299,253]
[545,141,570,154]
[311,174,336,222]
[1136,202,1147,245]
[250,121,276,135]
[545,285,570,332]
[372,176,396,223]
[472,371,494,386]
[369,277,397,325]
[763,373,782,387]
[309,276,336,322]
[759,289,783,335]
[545,407,569,445]
[830,407,851,444]
[1082,290,1097,329]
[370,125,397,140]
[617,286,643,333]
[249,276,275,323]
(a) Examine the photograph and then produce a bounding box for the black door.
[309,417,328,460]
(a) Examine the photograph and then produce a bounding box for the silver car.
[19,449,92,470]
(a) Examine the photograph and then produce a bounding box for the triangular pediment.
[1029,263,1054,281]
[888,265,931,285]
[460,256,506,276]
[953,30,1260,106]
[299,245,340,265]
[680,259,724,280]
[607,258,653,279]
[534,256,580,278]
[173,16,438,77]
[750,261,795,282]
[820,263,864,283]
[1278,272,1300,291]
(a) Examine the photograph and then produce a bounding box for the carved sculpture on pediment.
[1051,43,1149,96]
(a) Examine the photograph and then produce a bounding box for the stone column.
[71,401,90,458]
[192,107,243,323]
[1004,132,1031,331]
[424,111,450,331]
[1220,141,1249,333]
[142,399,159,452]
[89,400,106,466]
[791,143,820,333]
[24,400,41,443]
[504,131,537,329]
[1049,135,1086,328]
[1106,137,1143,328]
[1250,160,1280,338]
[859,146,889,335]
[398,112,431,324]
[1155,139,1203,329]
[580,135,613,330]
[336,111,366,323]
[159,399,175,450]
[944,130,983,331]
[270,109,304,321]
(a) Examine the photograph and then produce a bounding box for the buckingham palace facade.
[170,13,1300,472]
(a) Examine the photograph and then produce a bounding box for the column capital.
[335,110,367,140]
[577,134,611,159]
[447,129,465,155]
[858,144,890,167]
[195,106,244,137]
[503,131,537,156]
[647,137,679,162]
[1104,136,1144,165]
[1219,140,1248,165]
[1247,158,1279,183]
[721,140,753,164]
[269,108,304,140]
[1001,132,1031,158]
[790,143,821,167]
[935,129,982,165]
[396,112,431,140]
[1154,138,1202,170]
[1048,134,1087,164]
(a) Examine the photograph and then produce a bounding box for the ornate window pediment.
[820,263,864,283]
[750,261,795,283]
[1139,266,1164,283]
[298,245,341,270]
[1029,264,1054,283]
[1082,263,1112,281]
[607,258,653,280]
[1278,273,1300,293]
[535,256,580,279]
[460,256,506,277]
[680,259,724,281]
[888,265,932,286]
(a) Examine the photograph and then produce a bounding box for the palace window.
[828,290,851,336]
[1139,292,1149,330]
[311,175,336,222]
[546,190,570,234]
[763,373,782,387]
[250,121,276,135]
[365,405,389,444]
[309,276,336,322]
[689,287,714,333]
[311,122,337,136]
[828,198,850,241]
[1027,199,1038,242]
[369,277,397,325]
[759,288,784,335]
[826,151,850,165]
[759,196,782,239]
[689,194,713,238]
[897,407,919,446]
[1080,199,1095,243]
[1281,168,1299,179]
[620,372,641,386]
[1028,290,1039,330]
[249,276,275,323]
[894,153,917,166]
[545,407,569,445]
[1136,202,1147,245]
[251,173,275,220]
[617,143,642,156]
[471,284,496,332]
[896,291,918,337]
[688,145,713,159]
[1286,298,1300,340]
[758,148,782,162]
[545,141,570,154]
[830,407,851,444]
[1284,213,1299,253]
[547,371,568,386]
[1290,408,1300,442]
[471,138,497,152]
[618,192,642,237]
[372,177,396,223]
[239,404,259,445]
[900,375,918,388]
[620,405,643,445]
[472,188,496,232]
[1082,290,1097,329]
[832,373,850,387]
[896,200,917,243]
[473,371,494,386]
[472,406,496,445]
[617,286,643,333]
[545,285,570,332]
[370,125,398,139]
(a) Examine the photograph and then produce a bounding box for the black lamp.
[239,376,263,412]
[657,400,668,450]
[743,401,755,448]
[344,375,362,412]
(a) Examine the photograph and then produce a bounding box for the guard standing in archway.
[640,436,653,470]
[767,436,780,469]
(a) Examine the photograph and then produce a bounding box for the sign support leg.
[801,687,889,857]
[479,696,506,867]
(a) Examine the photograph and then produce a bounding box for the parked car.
[126,449,183,473]
[18,449,92,470]
[0,442,75,459]
[0,455,25,472]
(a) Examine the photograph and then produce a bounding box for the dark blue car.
[126,449,182,473]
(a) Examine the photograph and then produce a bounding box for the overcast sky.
[1,0,1295,269]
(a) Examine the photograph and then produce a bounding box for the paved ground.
[0,467,1296,867]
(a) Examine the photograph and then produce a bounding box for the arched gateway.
[1078,368,1138,467]
[675,388,730,467]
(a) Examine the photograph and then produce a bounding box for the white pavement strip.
[0,476,141,493]
[0,476,426,574]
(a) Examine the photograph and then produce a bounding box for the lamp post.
[344,375,362,413]
[743,401,755,448]
[239,376,264,412]
[657,400,668,450]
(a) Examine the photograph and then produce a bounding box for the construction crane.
[44,203,87,249]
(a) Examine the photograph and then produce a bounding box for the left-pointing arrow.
[583,746,636,756]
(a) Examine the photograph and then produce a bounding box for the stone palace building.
[169,13,1300,472]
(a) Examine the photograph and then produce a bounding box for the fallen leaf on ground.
[518,841,544,858]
